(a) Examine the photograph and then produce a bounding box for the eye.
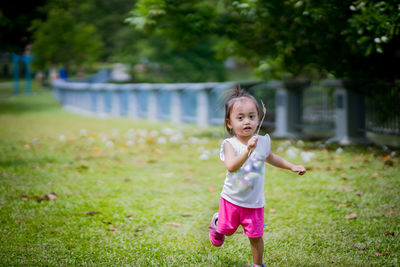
[237,116,243,120]
[250,115,255,119]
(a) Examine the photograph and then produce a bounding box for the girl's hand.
[291,165,306,175]
[247,135,258,152]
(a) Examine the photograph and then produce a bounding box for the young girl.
[209,88,306,267]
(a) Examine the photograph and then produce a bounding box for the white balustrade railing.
[52,79,368,144]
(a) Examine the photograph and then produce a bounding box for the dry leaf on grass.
[384,160,394,166]
[383,154,391,161]
[389,210,397,215]
[46,192,58,200]
[165,222,181,226]
[385,232,395,236]
[34,192,59,202]
[269,208,276,213]
[346,213,357,220]
[208,186,215,192]
[370,172,379,178]
[109,227,119,231]
[375,252,389,256]
[83,210,100,215]
[180,213,192,217]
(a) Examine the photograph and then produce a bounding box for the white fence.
[52,79,368,144]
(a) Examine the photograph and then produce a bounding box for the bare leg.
[249,237,264,265]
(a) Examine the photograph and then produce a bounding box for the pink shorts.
[217,197,264,238]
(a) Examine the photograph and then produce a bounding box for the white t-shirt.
[219,134,271,208]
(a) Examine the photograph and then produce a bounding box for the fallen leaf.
[338,204,347,207]
[102,165,108,169]
[383,154,391,161]
[356,192,364,196]
[84,210,100,215]
[389,210,397,215]
[269,208,276,213]
[34,195,47,203]
[46,192,58,200]
[180,213,192,217]
[165,222,181,226]
[109,227,119,231]
[352,244,367,250]
[375,252,389,256]
[20,195,29,201]
[93,147,100,153]
[98,180,105,185]
[346,213,357,220]
[370,172,379,178]
[385,232,395,236]
[146,137,155,144]
[384,160,393,167]
[208,186,215,192]
[126,216,133,220]
[124,178,131,183]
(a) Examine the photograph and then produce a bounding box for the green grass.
[0,87,399,266]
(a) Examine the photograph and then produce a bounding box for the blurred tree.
[31,7,103,72]
[128,0,400,81]
[30,0,225,82]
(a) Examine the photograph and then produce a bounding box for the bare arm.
[265,152,306,175]
[224,136,258,172]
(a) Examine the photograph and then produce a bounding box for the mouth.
[243,126,252,131]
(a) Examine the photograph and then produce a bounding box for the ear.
[226,118,232,130]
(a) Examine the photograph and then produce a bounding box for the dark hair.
[224,85,260,136]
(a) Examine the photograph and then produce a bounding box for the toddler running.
[209,87,306,267]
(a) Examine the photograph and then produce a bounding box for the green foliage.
[128,0,400,80]
[31,7,103,70]
[125,0,225,82]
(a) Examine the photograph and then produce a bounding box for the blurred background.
[1,0,399,145]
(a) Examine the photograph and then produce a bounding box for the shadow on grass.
[0,156,58,168]
[0,92,60,115]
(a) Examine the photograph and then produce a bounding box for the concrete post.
[90,90,97,115]
[272,81,288,138]
[171,89,183,124]
[148,89,158,122]
[197,88,210,127]
[128,90,139,120]
[96,89,108,118]
[109,84,122,117]
[325,80,368,145]
[272,81,305,138]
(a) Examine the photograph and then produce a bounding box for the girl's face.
[227,98,259,140]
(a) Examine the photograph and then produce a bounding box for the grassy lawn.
[0,86,399,266]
